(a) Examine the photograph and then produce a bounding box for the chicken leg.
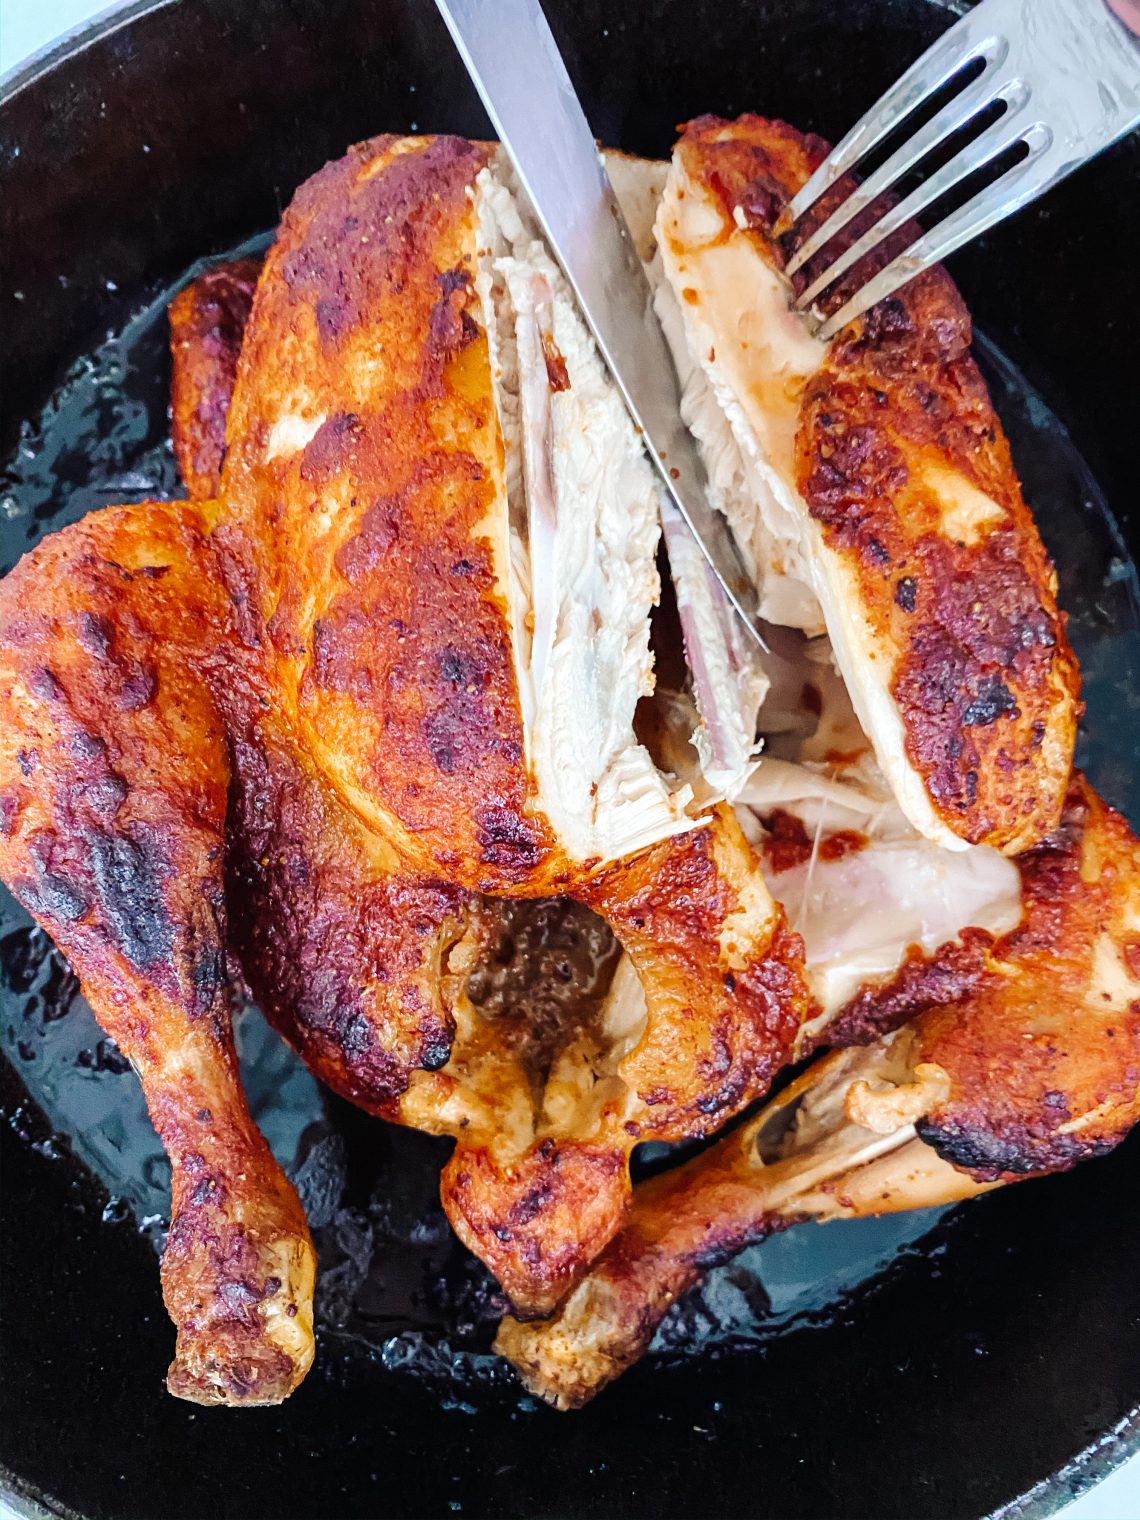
[0,502,315,1404]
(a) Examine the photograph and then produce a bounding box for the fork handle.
[1106,0,1140,35]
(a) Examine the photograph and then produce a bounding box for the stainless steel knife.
[433,0,767,647]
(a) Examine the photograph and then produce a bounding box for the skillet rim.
[0,3,1138,1517]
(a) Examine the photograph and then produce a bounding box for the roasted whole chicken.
[0,116,1134,1412]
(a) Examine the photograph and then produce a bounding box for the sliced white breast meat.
[604,150,772,803]
[473,159,698,864]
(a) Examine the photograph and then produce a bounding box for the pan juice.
[2,249,1138,1398]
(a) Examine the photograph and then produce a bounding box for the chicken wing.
[497,774,1140,1405]
[168,258,260,500]
[655,115,1080,854]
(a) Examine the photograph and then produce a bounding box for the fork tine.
[785,56,1022,279]
[793,97,1035,311]
[813,121,1055,342]
[783,12,1005,236]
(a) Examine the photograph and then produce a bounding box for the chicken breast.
[654,115,1081,855]
[220,135,693,885]
[473,163,695,862]
[605,149,772,804]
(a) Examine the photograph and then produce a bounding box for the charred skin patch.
[300,410,363,485]
[583,808,809,1140]
[223,713,463,1111]
[86,825,177,970]
[168,259,261,500]
[675,114,1079,853]
[821,929,995,1051]
[914,1113,1118,1179]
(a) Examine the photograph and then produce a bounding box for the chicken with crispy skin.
[215,133,808,1313]
[0,133,809,1398]
[0,114,1119,1411]
[497,775,1140,1407]
[655,115,1080,853]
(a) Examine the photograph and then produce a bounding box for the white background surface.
[1,4,1137,1517]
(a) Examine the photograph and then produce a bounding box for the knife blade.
[433,0,767,648]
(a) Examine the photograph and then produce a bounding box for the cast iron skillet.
[1,2,1138,1517]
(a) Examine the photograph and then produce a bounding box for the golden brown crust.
[0,504,316,1405]
[168,259,261,499]
[223,708,467,1110]
[219,135,551,888]
[674,115,1080,853]
[583,807,809,1138]
[442,1140,632,1317]
[916,775,1140,1176]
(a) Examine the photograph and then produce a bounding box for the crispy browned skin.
[916,777,1140,1175]
[217,134,548,885]
[496,1145,797,1409]
[582,811,807,1137]
[820,930,994,1050]
[0,504,316,1404]
[168,259,260,499]
[222,706,469,1108]
[673,116,1080,853]
[498,774,1140,1405]
[1,134,811,1364]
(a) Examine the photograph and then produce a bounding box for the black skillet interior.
[1,2,1139,1517]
